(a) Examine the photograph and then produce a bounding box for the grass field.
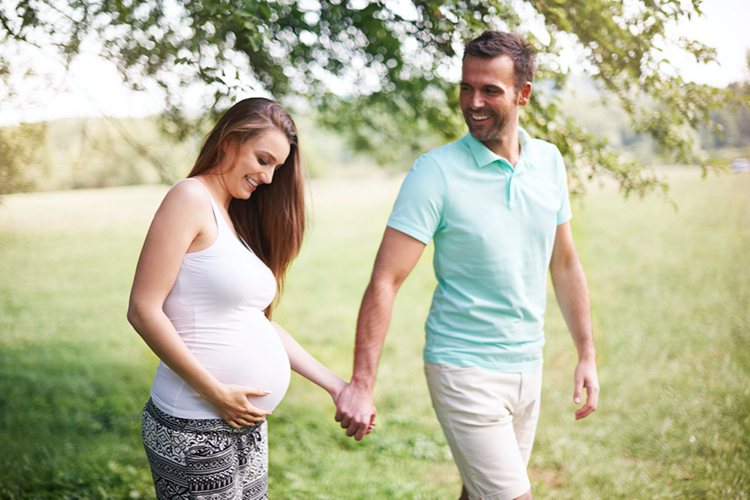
[0,168,748,499]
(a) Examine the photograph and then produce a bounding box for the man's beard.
[463,108,512,143]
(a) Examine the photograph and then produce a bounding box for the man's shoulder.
[399,139,468,193]
[524,133,561,157]
[419,137,470,166]
[520,131,565,173]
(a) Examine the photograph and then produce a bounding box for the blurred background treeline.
[0,108,380,194]
[3,74,749,196]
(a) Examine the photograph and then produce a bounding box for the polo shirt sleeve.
[386,154,446,245]
[556,149,572,225]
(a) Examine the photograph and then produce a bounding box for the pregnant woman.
[127,98,370,499]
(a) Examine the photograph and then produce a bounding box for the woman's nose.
[259,167,274,184]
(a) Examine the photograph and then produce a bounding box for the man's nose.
[469,91,484,109]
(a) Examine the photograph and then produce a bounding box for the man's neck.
[481,124,520,167]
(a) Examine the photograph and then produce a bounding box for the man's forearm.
[549,224,599,418]
[334,276,399,440]
[350,278,399,390]
[551,258,595,358]
[336,227,426,439]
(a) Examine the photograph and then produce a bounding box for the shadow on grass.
[0,343,154,499]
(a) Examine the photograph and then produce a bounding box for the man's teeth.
[472,114,491,121]
[245,176,258,187]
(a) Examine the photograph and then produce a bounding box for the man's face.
[459,55,530,144]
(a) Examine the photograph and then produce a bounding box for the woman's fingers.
[223,412,266,428]
[365,407,377,435]
[225,385,272,414]
[244,387,273,398]
[214,384,273,427]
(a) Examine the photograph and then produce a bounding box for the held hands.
[208,383,272,429]
[334,382,377,441]
[573,357,599,420]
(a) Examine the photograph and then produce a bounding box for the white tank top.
[150,178,291,419]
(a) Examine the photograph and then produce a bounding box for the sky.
[1,0,748,126]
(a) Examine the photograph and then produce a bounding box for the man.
[335,31,599,500]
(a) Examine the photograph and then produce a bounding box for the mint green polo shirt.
[387,128,572,372]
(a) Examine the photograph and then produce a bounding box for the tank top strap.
[176,178,230,240]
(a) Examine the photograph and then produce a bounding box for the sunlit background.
[1,1,749,498]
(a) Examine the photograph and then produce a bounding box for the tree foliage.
[700,53,750,151]
[0,34,49,195]
[1,0,746,197]
[0,122,46,195]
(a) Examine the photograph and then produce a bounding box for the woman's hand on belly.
[206,383,273,428]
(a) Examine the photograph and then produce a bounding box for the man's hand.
[573,357,599,420]
[335,382,376,441]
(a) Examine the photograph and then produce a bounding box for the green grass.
[0,169,748,498]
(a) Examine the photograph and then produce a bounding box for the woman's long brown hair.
[187,98,305,318]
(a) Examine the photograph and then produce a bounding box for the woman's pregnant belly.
[196,319,291,412]
[152,314,291,418]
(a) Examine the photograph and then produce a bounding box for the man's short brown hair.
[464,31,537,91]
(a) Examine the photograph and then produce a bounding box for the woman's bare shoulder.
[167,178,211,202]
[150,179,213,231]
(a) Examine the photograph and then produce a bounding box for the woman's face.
[221,129,291,199]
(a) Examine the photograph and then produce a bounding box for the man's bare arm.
[549,222,599,420]
[334,227,426,440]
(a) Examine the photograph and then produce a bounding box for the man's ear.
[518,82,532,106]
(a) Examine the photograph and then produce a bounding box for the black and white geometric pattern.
[141,399,268,500]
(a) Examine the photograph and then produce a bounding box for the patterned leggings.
[141,399,268,500]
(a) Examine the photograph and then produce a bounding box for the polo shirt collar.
[463,127,533,172]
